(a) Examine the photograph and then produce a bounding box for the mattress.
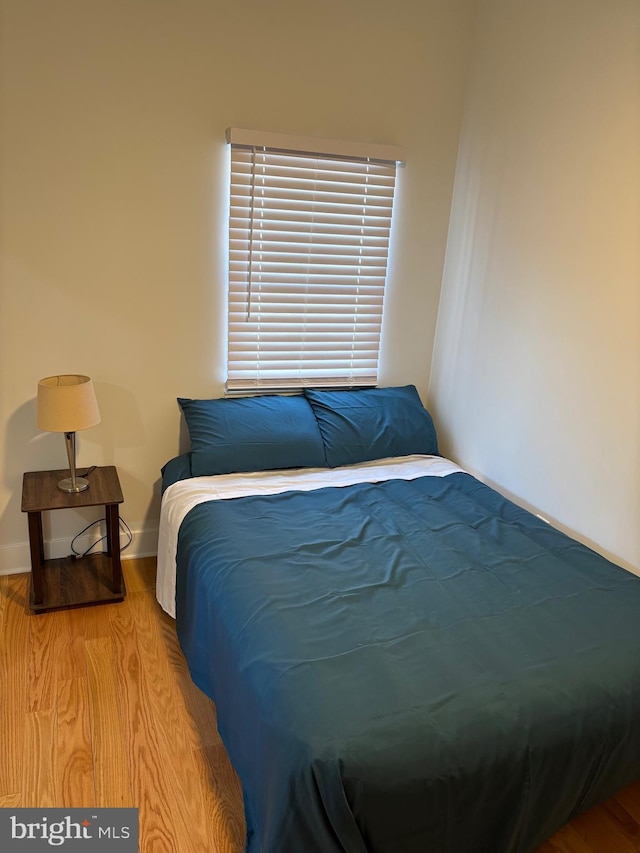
[157,455,640,853]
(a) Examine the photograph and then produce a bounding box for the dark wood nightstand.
[21,465,126,613]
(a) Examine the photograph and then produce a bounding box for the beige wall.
[430,0,640,571]
[0,0,476,570]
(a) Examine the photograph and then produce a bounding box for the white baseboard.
[0,526,159,576]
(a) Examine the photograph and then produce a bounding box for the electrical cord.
[70,516,134,558]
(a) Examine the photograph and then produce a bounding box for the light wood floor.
[2,558,639,852]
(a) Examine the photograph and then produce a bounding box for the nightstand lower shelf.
[29,553,126,613]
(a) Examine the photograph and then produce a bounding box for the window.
[226,128,403,392]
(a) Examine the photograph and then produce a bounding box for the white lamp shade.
[37,374,101,433]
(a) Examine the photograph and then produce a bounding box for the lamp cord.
[70,517,134,558]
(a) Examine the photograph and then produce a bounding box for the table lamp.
[37,374,101,493]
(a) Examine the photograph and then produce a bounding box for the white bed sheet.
[156,454,464,617]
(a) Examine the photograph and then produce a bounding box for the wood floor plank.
[56,677,95,807]
[157,608,220,749]
[0,792,21,808]
[52,609,89,681]
[125,592,193,743]
[0,574,29,797]
[27,610,58,712]
[570,804,640,853]
[536,822,599,853]
[109,592,187,850]
[122,555,156,593]
[85,636,133,807]
[22,708,57,808]
[122,591,216,852]
[601,798,640,846]
[0,571,30,612]
[616,782,640,827]
[195,742,245,853]
[72,598,116,641]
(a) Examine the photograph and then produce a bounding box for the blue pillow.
[178,395,326,476]
[304,385,439,467]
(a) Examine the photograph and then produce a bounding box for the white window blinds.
[226,128,403,392]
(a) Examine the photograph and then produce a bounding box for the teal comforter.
[175,471,640,852]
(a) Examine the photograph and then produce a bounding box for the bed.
[157,386,640,853]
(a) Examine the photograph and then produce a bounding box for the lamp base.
[58,476,90,493]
